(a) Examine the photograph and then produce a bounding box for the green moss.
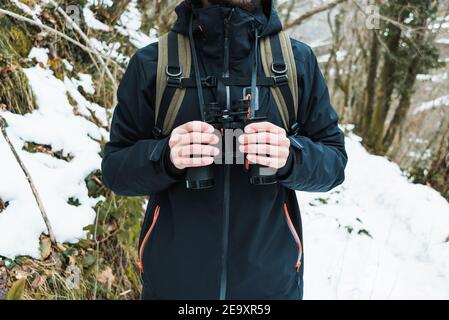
[0,17,36,115]
[9,26,32,57]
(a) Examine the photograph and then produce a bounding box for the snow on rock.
[301,133,449,300]
[0,52,105,259]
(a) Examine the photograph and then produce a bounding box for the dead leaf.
[31,273,46,290]
[7,278,26,300]
[97,267,115,290]
[48,252,63,269]
[40,237,52,260]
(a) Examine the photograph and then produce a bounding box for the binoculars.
[185,97,278,189]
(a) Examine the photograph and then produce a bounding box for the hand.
[238,122,291,170]
[169,121,220,170]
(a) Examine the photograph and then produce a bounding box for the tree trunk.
[366,24,401,153]
[361,31,379,134]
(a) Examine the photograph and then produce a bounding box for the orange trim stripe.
[283,203,303,271]
[138,205,160,274]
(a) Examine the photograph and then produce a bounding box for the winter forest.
[0,0,448,300]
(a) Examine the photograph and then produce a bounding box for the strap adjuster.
[167,76,183,88]
[272,75,289,86]
[203,76,217,87]
[152,126,163,138]
[272,63,288,74]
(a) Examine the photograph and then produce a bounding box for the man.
[102,0,347,300]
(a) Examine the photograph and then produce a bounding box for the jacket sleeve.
[277,41,348,192]
[101,45,181,196]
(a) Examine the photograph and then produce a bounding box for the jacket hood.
[172,0,283,38]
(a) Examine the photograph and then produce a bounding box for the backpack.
[152,30,300,138]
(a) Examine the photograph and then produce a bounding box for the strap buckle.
[203,76,217,87]
[272,75,289,86]
[272,63,288,75]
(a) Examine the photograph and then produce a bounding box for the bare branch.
[0,115,56,244]
[0,8,124,73]
[284,0,348,30]
[46,0,119,106]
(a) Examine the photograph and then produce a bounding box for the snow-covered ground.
[0,49,105,259]
[301,133,449,300]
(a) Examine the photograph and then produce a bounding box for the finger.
[175,144,220,158]
[238,132,289,146]
[244,122,286,134]
[176,132,220,146]
[246,154,287,169]
[172,156,215,169]
[172,121,215,135]
[239,144,290,158]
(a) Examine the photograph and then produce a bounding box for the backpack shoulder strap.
[260,31,299,134]
[154,31,191,138]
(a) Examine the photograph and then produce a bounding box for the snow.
[0,51,105,259]
[413,94,449,114]
[115,0,157,49]
[301,133,449,300]
[87,0,113,7]
[83,7,111,32]
[62,59,74,72]
[416,72,448,83]
[89,37,129,64]
[11,0,42,22]
[317,50,347,64]
[436,38,449,45]
[28,47,49,66]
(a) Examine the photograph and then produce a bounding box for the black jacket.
[102,0,347,300]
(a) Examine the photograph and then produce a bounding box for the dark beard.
[201,0,262,11]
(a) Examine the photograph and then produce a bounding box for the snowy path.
[300,134,449,300]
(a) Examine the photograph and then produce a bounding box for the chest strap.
[166,75,289,88]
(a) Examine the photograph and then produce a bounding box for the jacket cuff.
[276,147,294,179]
[162,138,186,179]
[148,136,185,181]
[277,136,304,181]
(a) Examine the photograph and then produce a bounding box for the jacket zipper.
[138,205,161,275]
[283,203,303,271]
[219,10,234,301]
